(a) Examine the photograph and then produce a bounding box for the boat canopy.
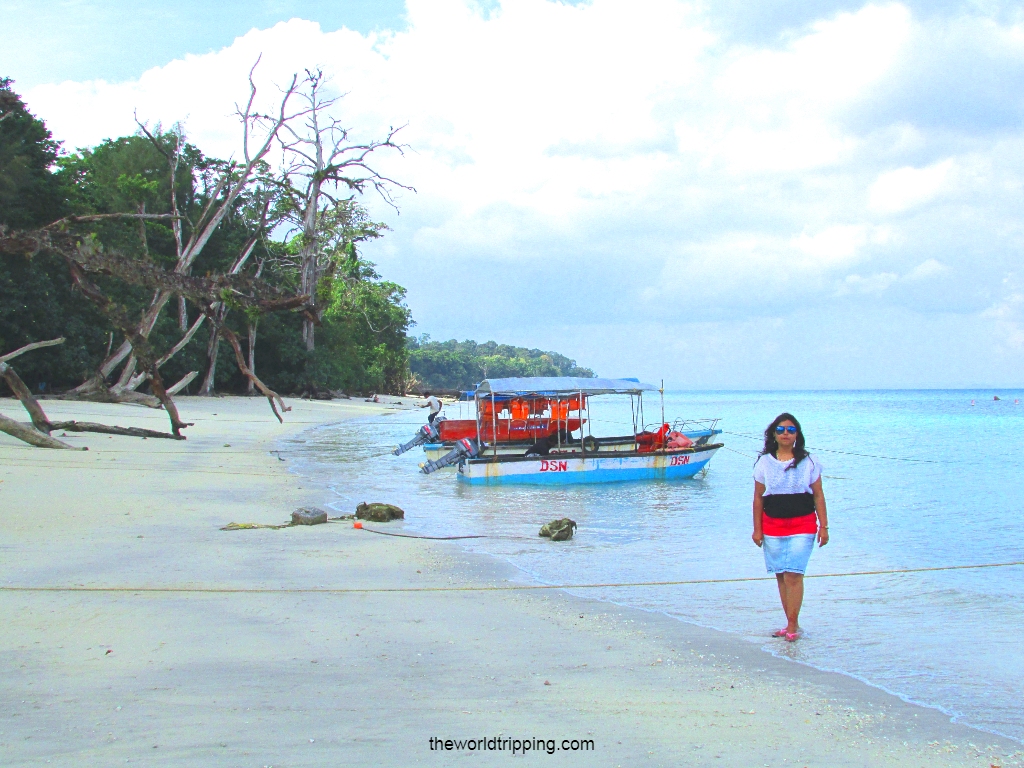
[476,377,658,397]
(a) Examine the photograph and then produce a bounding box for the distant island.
[407,336,594,392]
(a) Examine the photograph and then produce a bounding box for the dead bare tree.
[245,259,265,394]
[275,69,412,352]
[66,60,306,402]
[196,188,276,396]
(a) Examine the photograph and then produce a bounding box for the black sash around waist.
[762,492,815,519]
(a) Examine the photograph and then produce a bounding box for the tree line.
[408,336,594,391]
[0,71,410,400]
[1,71,594,403]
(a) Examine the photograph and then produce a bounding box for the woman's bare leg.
[782,572,804,633]
[775,574,788,626]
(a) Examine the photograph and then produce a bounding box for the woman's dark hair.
[760,412,808,471]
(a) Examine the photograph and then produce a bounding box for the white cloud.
[839,271,900,294]
[906,258,947,280]
[19,0,1024,386]
[868,158,954,213]
[793,224,879,265]
[836,257,948,296]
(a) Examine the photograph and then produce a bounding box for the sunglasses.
[775,425,798,435]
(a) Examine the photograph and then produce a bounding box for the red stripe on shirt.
[763,513,818,536]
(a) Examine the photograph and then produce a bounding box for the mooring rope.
[720,445,848,479]
[219,520,490,539]
[357,528,487,540]
[1,561,1021,595]
[719,430,944,464]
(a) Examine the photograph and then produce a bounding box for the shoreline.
[296,403,1024,748]
[1,395,1020,766]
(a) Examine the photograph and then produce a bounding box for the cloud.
[868,159,954,213]
[905,258,947,280]
[20,0,1024,386]
[836,256,949,299]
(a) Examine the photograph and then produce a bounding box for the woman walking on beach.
[752,413,828,642]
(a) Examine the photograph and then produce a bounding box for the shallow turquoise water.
[285,390,1024,742]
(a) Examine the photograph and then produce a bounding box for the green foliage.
[0,77,67,229]
[0,76,97,388]
[407,336,595,391]
[310,252,412,393]
[0,249,110,388]
[59,134,171,218]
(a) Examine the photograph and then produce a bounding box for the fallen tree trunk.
[2,341,184,447]
[49,420,184,440]
[0,413,81,449]
[0,362,52,433]
[55,383,162,408]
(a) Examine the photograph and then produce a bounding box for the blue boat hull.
[456,448,719,486]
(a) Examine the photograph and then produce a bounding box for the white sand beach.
[1,396,1020,767]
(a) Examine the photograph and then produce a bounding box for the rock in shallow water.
[539,518,577,541]
[355,502,405,522]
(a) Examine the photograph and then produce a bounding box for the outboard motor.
[392,417,444,456]
[420,437,481,474]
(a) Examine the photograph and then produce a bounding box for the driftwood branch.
[0,362,53,432]
[49,421,185,440]
[1,350,180,446]
[0,413,81,449]
[54,385,162,408]
[0,337,65,364]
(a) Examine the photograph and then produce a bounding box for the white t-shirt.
[425,395,442,414]
[753,454,821,496]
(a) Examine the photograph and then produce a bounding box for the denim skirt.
[763,534,816,575]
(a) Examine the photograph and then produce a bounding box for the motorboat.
[412,376,723,486]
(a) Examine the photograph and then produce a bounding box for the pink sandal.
[784,630,802,642]
[772,628,788,638]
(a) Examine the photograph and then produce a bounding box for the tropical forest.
[0,75,593,404]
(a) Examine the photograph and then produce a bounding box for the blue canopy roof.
[476,377,658,396]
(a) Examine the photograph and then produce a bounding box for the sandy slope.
[0,396,1020,767]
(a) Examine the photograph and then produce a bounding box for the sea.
[282,390,1024,743]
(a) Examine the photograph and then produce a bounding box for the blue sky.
[3,1,1024,388]
[0,1,407,87]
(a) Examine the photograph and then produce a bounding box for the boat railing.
[670,417,721,433]
[639,418,719,434]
